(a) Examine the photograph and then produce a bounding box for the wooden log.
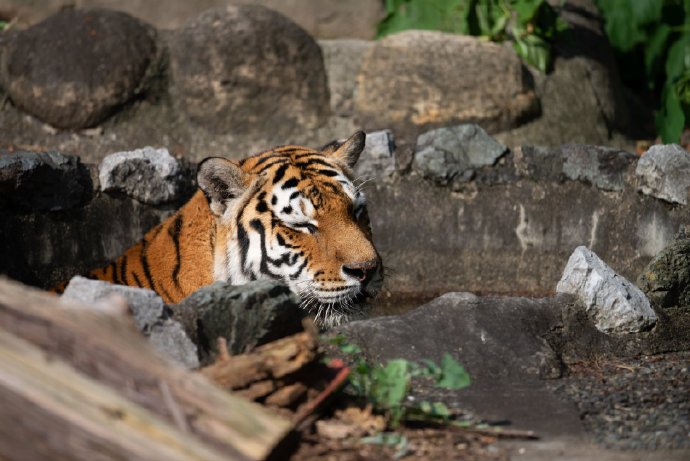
[200,330,318,390]
[0,277,292,461]
[0,328,230,461]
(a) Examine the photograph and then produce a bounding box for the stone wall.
[2,129,687,298]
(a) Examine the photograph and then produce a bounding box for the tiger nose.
[342,259,379,284]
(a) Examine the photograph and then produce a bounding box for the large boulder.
[167,5,330,138]
[495,0,636,148]
[354,31,539,134]
[2,8,158,129]
[319,39,373,116]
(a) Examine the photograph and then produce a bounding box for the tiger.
[54,131,383,327]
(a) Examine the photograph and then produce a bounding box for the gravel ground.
[550,351,690,450]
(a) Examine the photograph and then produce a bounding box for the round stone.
[167,5,330,137]
[3,8,157,129]
[354,30,539,133]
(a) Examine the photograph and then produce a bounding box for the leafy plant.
[377,0,568,72]
[595,0,690,143]
[330,336,471,428]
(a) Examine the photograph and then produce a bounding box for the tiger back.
[53,131,383,327]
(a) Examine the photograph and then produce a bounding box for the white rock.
[99,147,184,204]
[636,144,690,205]
[556,246,657,335]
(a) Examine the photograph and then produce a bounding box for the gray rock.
[171,280,306,365]
[637,229,690,310]
[2,8,157,129]
[636,144,690,205]
[62,276,167,333]
[561,144,636,191]
[149,320,200,369]
[99,147,185,204]
[62,276,199,368]
[413,124,508,186]
[335,293,582,436]
[513,145,565,181]
[556,246,657,335]
[354,31,539,133]
[353,130,396,181]
[319,39,373,116]
[168,5,329,138]
[0,151,91,211]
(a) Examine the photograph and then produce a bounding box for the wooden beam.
[0,277,292,461]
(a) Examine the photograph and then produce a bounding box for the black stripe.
[110,262,121,285]
[282,177,299,189]
[271,163,289,183]
[132,272,143,288]
[289,259,308,280]
[313,169,340,177]
[120,255,129,286]
[281,205,293,214]
[296,158,338,170]
[170,214,183,289]
[249,219,280,278]
[257,159,290,174]
[237,223,250,276]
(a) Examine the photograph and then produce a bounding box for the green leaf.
[437,353,471,389]
[656,85,685,144]
[596,0,659,52]
[511,0,545,24]
[666,33,690,82]
[513,33,551,72]
[371,359,410,408]
[675,71,690,105]
[645,24,672,84]
[340,343,361,355]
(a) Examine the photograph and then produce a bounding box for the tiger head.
[196,131,383,327]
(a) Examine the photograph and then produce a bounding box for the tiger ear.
[197,157,248,216]
[321,130,366,168]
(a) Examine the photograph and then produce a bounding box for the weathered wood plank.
[0,328,231,461]
[0,277,292,461]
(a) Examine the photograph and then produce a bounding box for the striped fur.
[54,132,383,327]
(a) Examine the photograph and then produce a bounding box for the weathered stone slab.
[168,5,329,137]
[556,246,657,335]
[2,8,157,129]
[636,144,690,205]
[99,147,186,205]
[413,124,508,186]
[354,31,539,133]
[0,151,91,211]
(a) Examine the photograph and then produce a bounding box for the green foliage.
[377,0,568,72]
[330,336,471,428]
[595,0,690,142]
